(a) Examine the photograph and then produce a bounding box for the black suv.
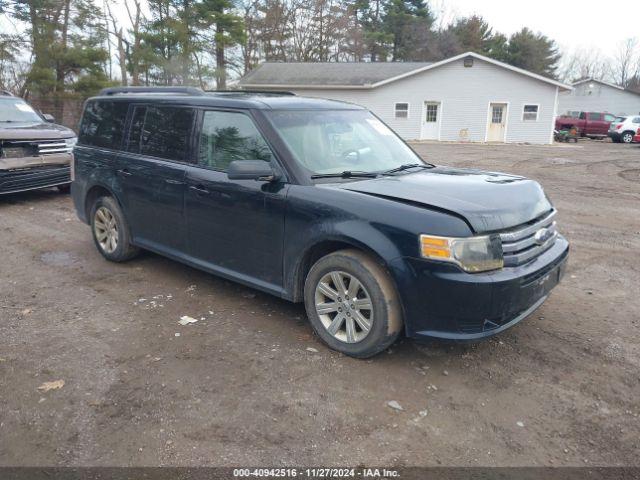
[72,86,568,358]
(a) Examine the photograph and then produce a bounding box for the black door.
[117,105,195,253]
[185,109,288,294]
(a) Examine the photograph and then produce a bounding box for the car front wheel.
[90,196,139,262]
[304,249,403,358]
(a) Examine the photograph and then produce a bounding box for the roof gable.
[240,52,572,91]
[572,78,640,97]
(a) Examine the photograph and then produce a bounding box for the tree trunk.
[216,21,226,90]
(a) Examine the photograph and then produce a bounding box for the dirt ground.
[0,140,639,468]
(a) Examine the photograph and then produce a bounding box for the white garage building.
[558,78,640,116]
[239,52,571,144]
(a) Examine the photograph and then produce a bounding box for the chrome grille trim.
[499,210,556,242]
[1,139,72,156]
[499,210,559,267]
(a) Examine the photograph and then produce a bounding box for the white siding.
[280,57,558,144]
[558,82,640,116]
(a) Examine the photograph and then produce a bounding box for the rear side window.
[198,110,274,171]
[78,101,129,149]
[633,117,640,124]
[127,105,195,161]
[588,112,602,121]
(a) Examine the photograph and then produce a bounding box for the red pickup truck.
[555,111,616,137]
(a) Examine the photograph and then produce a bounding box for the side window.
[604,114,615,122]
[126,106,146,154]
[78,100,129,149]
[588,112,602,121]
[579,112,586,119]
[198,110,274,171]
[394,103,409,119]
[522,104,539,121]
[130,106,195,161]
[633,117,640,124]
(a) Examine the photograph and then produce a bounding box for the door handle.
[117,168,133,177]
[165,179,184,185]
[189,185,210,195]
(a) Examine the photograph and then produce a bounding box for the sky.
[433,0,636,54]
[1,0,636,59]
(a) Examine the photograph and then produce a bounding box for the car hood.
[333,166,553,233]
[0,121,75,140]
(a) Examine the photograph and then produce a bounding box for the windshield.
[0,98,43,123]
[266,109,425,176]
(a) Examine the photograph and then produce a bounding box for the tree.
[382,0,434,61]
[502,28,560,78]
[448,15,493,55]
[611,37,639,88]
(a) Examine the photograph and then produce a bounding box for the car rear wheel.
[90,196,139,262]
[304,249,403,358]
[622,131,634,143]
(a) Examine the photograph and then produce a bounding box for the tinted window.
[198,110,274,171]
[588,112,602,121]
[126,106,146,153]
[127,106,194,161]
[78,101,129,149]
[579,112,586,119]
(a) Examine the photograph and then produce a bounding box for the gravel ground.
[0,140,638,467]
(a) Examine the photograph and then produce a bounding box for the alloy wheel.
[314,270,373,343]
[94,206,118,254]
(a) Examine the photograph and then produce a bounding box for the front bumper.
[390,236,569,340]
[608,131,622,141]
[0,163,71,195]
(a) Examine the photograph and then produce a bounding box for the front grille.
[499,210,558,267]
[0,165,71,193]
[0,139,72,158]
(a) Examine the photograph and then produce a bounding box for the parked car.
[0,91,76,195]
[72,87,569,358]
[608,115,640,143]
[555,111,616,137]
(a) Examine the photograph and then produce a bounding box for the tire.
[621,131,634,144]
[90,195,139,262]
[57,184,71,194]
[303,249,403,358]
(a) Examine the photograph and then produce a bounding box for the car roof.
[90,89,364,111]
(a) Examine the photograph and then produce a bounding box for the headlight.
[65,137,77,148]
[420,234,503,272]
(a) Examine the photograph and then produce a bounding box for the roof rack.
[209,89,296,96]
[0,90,14,97]
[99,86,205,96]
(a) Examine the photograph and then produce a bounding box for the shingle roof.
[239,52,572,91]
[239,62,433,87]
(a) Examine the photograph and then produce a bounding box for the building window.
[523,104,539,122]
[394,102,409,118]
[425,103,438,122]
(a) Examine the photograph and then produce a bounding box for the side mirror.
[227,160,278,181]
[42,113,55,123]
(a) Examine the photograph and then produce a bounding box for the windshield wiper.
[311,171,379,179]
[381,163,434,175]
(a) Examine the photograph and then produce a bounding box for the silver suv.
[0,91,77,194]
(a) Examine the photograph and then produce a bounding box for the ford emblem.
[534,228,551,245]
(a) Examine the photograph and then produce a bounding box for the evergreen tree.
[503,28,560,78]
